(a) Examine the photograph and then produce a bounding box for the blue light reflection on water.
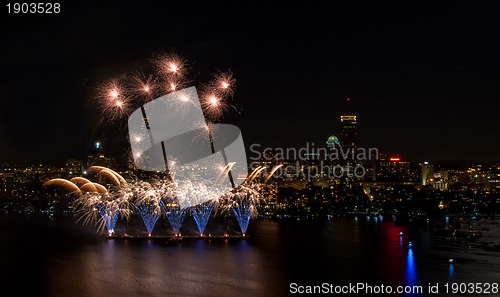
[3,216,500,297]
[405,249,418,296]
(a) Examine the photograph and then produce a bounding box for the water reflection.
[405,249,417,292]
[1,216,500,297]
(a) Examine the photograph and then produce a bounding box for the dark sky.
[1,1,500,164]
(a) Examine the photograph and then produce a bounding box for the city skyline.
[0,108,494,166]
[2,2,500,164]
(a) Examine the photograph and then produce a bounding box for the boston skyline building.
[339,97,357,153]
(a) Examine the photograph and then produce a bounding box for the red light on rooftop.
[390,157,400,162]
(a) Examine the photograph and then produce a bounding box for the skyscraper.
[339,114,357,152]
[421,162,434,186]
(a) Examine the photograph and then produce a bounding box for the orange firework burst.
[197,70,236,121]
[201,93,228,121]
[164,76,188,94]
[130,131,147,145]
[212,70,235,97]
[156,53,188,78]
[96,52,236,124]
[97,79,130,120]
[129,73,157,102]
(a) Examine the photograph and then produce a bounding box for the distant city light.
[390,157,400,162]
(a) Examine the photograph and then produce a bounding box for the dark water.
[0,215,499,296]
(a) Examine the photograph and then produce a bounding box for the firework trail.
[264,164,283,184]
[89,166,128,186]
[246,166,262,183]
[215,162,236,185]
[69,177,93,188]
[247,166,267,183]
[43,179,82,197]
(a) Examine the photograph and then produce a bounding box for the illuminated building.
[373,154,411,181]
[339,114,357,153]
[65,159,83,176]
[432,170,448,190]
[87,154,116,169]
[421,162,434,186]
[86,141,117,170]
[261,183,278,208]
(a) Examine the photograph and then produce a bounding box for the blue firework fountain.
[97,203,120,236]
[231,198,252,235]
[228,185,260,236]
[74,190,130,237]
[136,201,163,236]
[163,202,187,235]
[132,180,168,236]
[192,201,216,235]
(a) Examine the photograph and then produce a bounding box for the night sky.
[1,1,500,164]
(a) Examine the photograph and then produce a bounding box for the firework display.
[44,167,281,236]
[43,53,283,238]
